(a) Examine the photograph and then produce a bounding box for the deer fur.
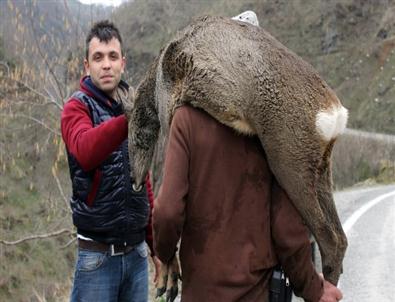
[126,15,348,285]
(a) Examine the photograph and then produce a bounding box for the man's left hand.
[318,274,343,302]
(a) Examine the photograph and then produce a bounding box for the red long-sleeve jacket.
[61,77,155,253]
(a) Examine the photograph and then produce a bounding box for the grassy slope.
[0,0,394,300]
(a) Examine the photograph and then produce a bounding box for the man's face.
[84,37,125,96]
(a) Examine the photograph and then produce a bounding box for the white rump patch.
[316,106,348,141]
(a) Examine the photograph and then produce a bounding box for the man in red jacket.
[153,106,343,302]
[61,20,159,301]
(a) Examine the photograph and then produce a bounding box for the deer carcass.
[125,15,348,286]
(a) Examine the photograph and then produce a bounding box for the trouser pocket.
[76,249,108,272]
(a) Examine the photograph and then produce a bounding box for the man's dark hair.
[86,20,123,59]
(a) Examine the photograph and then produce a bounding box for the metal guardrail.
[344,128,395,144]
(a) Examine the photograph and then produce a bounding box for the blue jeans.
[70,241,148,302]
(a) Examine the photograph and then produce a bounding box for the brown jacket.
[153,106,323,302]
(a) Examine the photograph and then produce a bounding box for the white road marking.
[342,190,395,234]
[338,189,395,289]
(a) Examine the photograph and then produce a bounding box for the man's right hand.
[318,274,343,302]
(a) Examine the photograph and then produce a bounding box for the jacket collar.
[79,75,129,113]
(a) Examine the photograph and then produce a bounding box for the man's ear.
[84,58,90,76]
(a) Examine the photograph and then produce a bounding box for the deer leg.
[315,155,347,285]
[275,169,342,285]
[258,133,343,286]
[156,263,169,298]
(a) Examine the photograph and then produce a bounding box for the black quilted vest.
[66,91,149,245]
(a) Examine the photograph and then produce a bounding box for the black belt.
[78,238,137,256]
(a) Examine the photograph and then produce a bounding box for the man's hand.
[319,274,343,302]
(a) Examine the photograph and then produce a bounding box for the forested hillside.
[0,0,394,300]
[114,0,395,134]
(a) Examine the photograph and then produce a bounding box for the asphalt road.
[335,184,395,302]
[293,184,395,302]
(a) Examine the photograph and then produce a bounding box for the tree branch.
[61,237,77,249]
[52,165,71,212]
[0,228,75,245]
[0,75,63,110]
[0,113,61,136]
[27,2,65,101]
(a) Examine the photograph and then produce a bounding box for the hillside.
[114,0,395,134]
[0,0,394,301]
[2,0,393,133]
[0,1,108,300]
